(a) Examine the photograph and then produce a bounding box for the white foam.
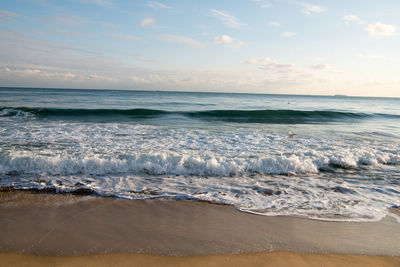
[0,108,34,118]
[1,122,400,222]
[2,147,399,177]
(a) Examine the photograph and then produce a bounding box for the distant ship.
[333,94,347,97]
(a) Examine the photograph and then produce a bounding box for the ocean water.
[1,87,400,222]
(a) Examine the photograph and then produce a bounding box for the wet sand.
[1,251,400,267]
[0,191,399,266]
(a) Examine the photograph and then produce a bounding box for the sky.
[0,0,400,97]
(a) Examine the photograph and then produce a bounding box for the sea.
[1,87,399,222]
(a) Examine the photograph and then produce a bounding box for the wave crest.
[1,150,398,177]
[2,107,398,123]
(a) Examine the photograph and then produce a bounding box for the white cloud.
[282,31,296,37]
[213,35,244,48]
[1,67,78,81]
[147,1,170,9]
[213,34,234,44]
[88,73,116,82]
[0,66,119,85]
[0,9,19,17]
[365,22,397,36]
[270,21,280,27]
[309,64,329,70]
[245,57,319,89]
[342,15,364,25]
[210,9,244,29]
[247,57,296,71]
[161,34,205,47]
[130,75,153,84]
[141,17,155,26]
[125,70,271,91]
[299,3,326,16]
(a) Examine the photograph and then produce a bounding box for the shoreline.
[1,251,399,267]
[1,191,400,266]
[2,186,399,224]
[1,191,400,257]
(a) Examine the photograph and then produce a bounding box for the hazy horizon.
[3,86,400,99]
[1,1,400,97]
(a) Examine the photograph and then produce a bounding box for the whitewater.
[1,87,400,222]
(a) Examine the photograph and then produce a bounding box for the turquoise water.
[1,87,399,222]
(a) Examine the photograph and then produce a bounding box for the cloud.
[210,9,244,29]
[161,34,205,47]
[130,75,151,84]
[212,34,234,44]
[342,15,364,25]
[365,22,397,36]
[88,73,116,82]
[0,32,264,92]
[270,21,280,27]
[213,34,244,48]
[0,31,126,75]
[281,31,296,37]
[141,17,155,26]
[147,1,170,9]
[247,57,296,71]
[309,64,329,70]
[0,9,19,18]
[125,70,277,91]
[0,65,121,88]
[309,63,341,74]
[245,57,320,89]
[298,3,326,16]
[1,67,78,81]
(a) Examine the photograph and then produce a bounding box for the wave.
[1,150,398,177]
[1,152,399,223]
[185,109,372,123]
[2,107,399,123]
[0,107,167,118]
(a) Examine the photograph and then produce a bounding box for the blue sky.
[1,0,400,96]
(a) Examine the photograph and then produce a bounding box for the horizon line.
[1,86,399,99]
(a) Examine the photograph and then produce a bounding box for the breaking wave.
[1,149,398,177]
[2,107,399,123]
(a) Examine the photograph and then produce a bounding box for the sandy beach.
[1,251,400,267]
[2,0,400,265]
[0,191,399,266]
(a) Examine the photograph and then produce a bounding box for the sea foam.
[1,122,399,223]
[1,97,400,224]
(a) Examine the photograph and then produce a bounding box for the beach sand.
[1,251,400,267]
[1,191,399,266]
